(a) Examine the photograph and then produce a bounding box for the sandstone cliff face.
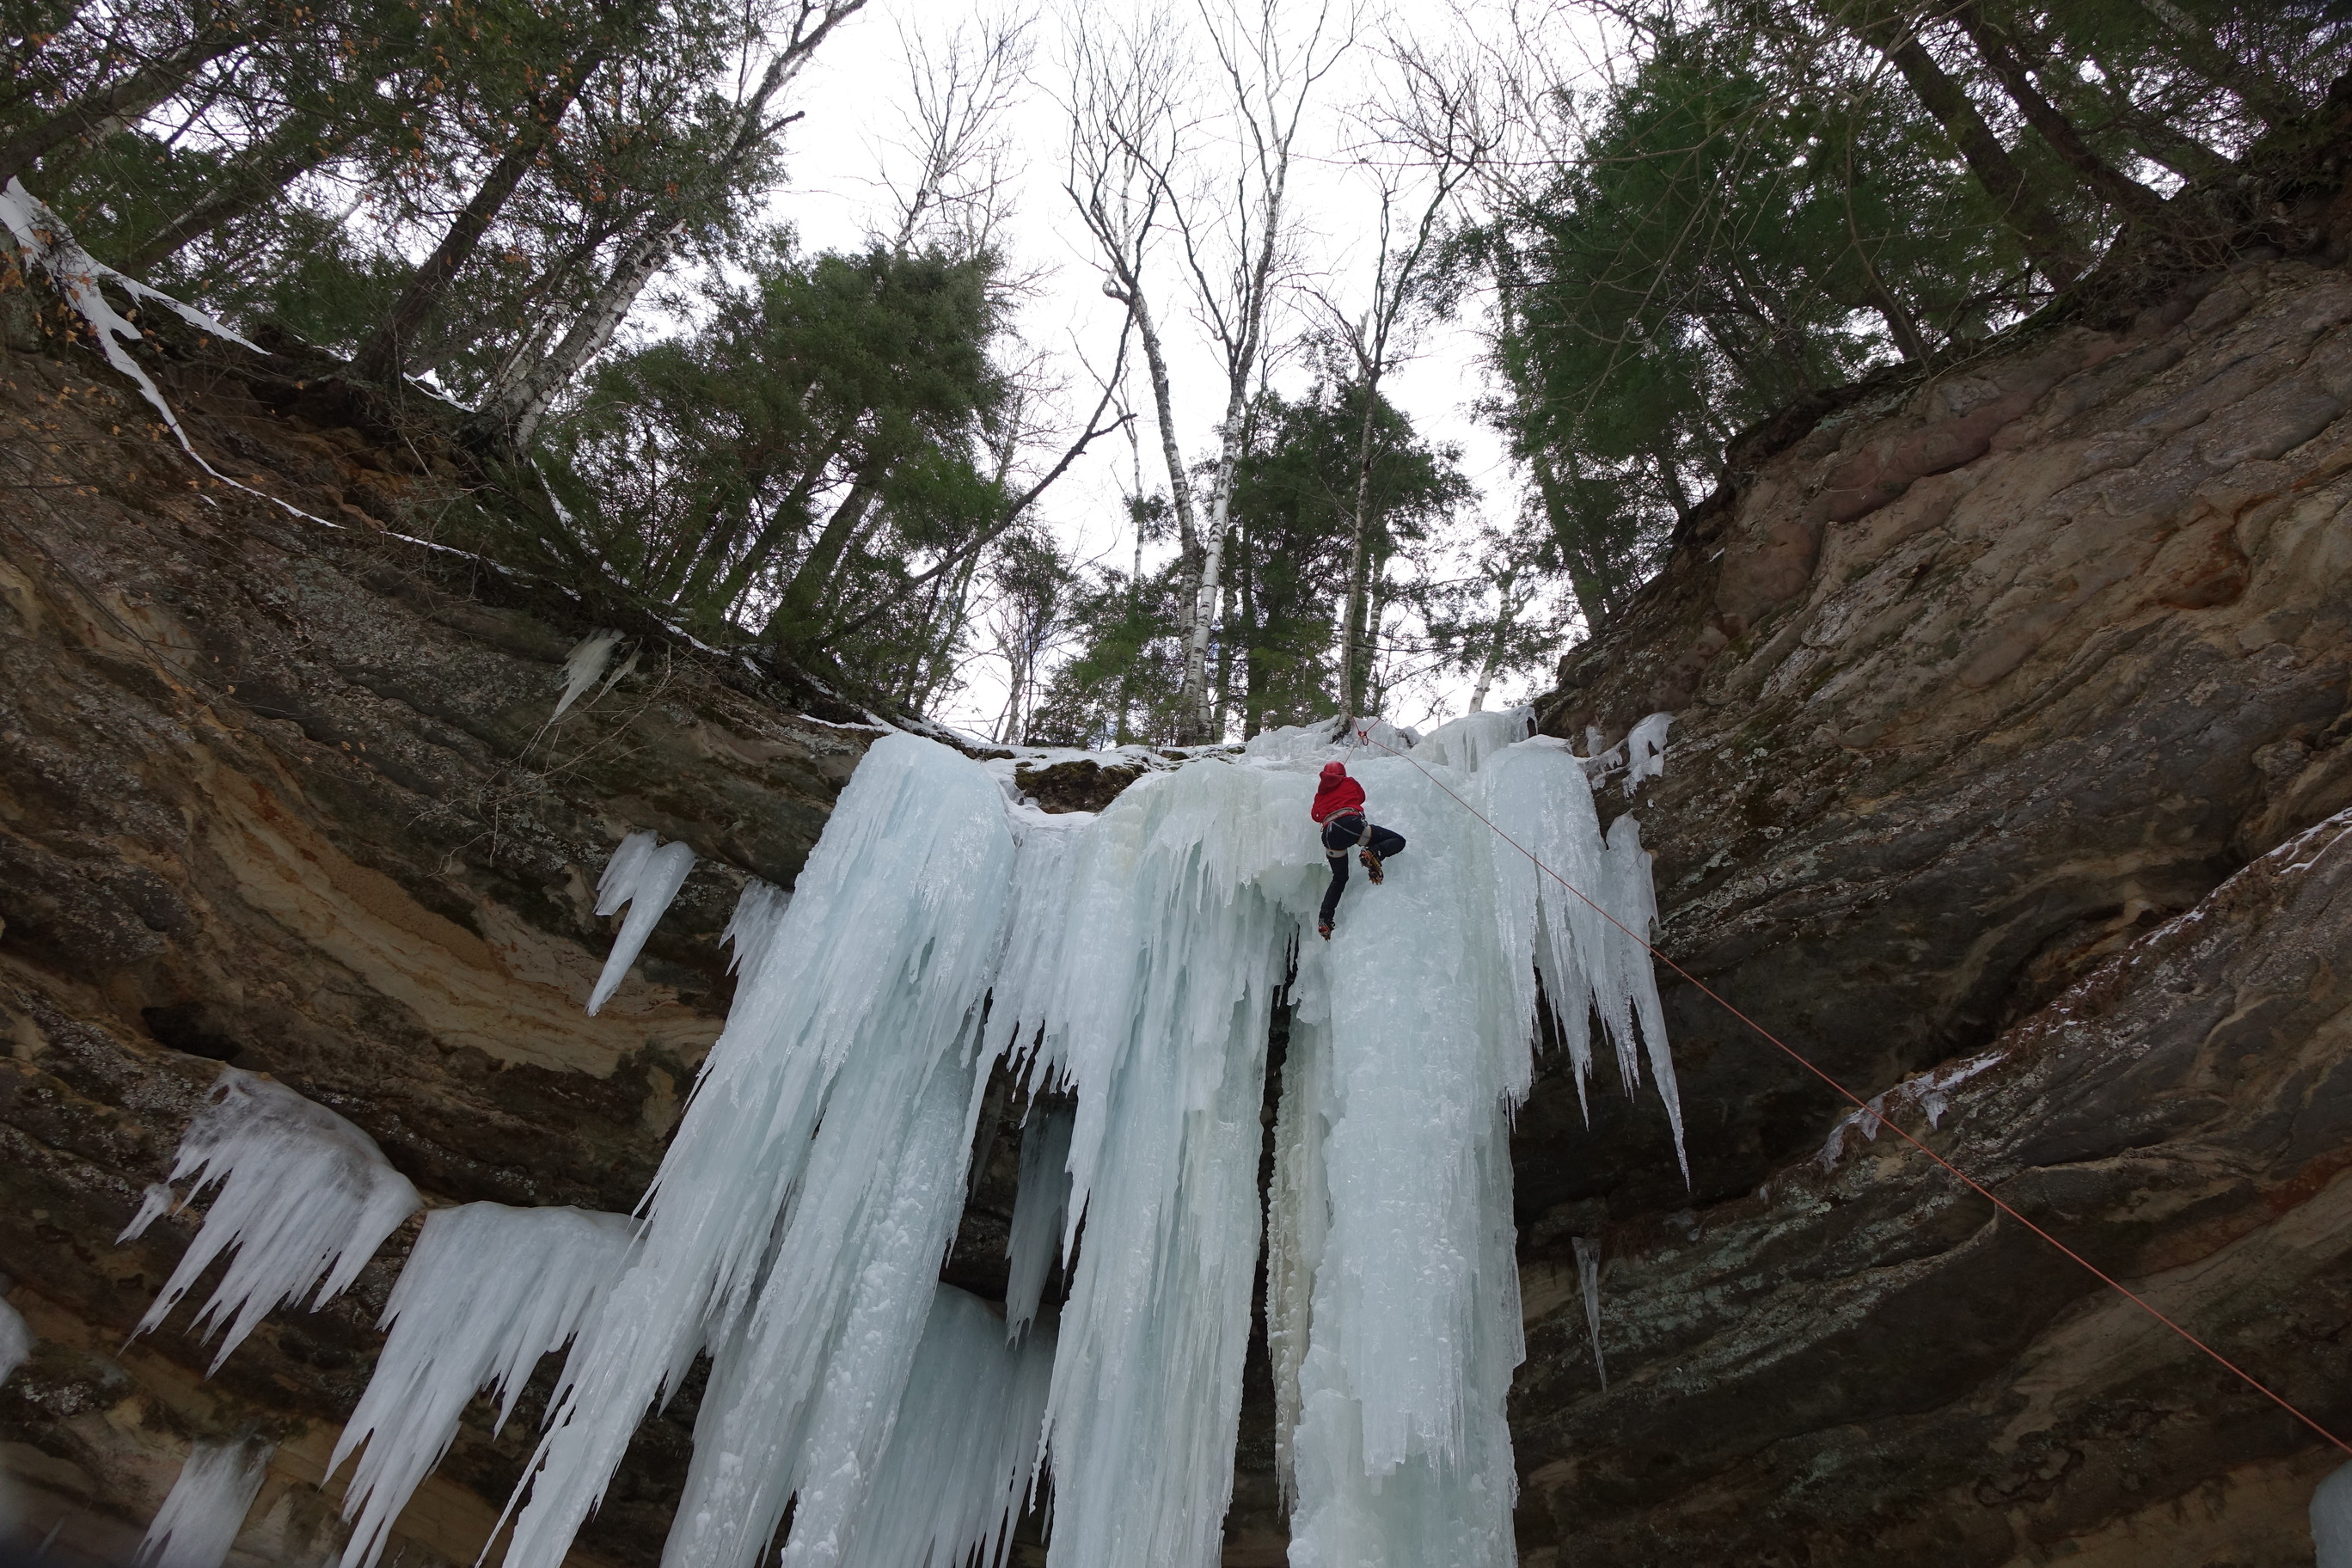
[0,344,880,1567]
[3,251,2349,1568]
[1513,256,2352,1565]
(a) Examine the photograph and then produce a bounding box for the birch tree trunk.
[490,215,682,443]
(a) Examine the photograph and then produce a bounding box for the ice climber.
[1310,760,1406,940]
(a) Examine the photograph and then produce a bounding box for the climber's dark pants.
[1319,814,1406,925]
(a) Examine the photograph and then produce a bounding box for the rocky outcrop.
[0,344,885,1567]
[1512,256,2352,1562]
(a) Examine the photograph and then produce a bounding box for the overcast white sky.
[760,0,1610,738]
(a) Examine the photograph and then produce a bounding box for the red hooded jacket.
[1310,762,1366,824]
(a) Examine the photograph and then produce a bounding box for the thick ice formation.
[1482,740,1687,1173]
[1276,751,1527,1567]
[834,1286,1055,1568]
[499,734,1014,1568]
[1572,1237,1607,1388]
[120,1069,421,1370]
[554,629,626,720]
[1620,712,1672,796]
[536,721,1673,1568]
[162,714,1680,1568]
[1003,1106,1074,1338]
[332,1204,636,1568]
[0,1296,30,1387]
[989,761,1303,1568]
[586,830,697,1014]
[1412,707,1534,775]
[136,1437,273,1568]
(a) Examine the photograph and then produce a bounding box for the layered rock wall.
[1511,257,2352,1564]
[0,346,873,1567]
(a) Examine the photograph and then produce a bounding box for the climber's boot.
[1359,848,1384,885]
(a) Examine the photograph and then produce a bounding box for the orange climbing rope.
[1353,724,2352,1457]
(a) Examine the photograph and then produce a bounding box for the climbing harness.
[1354,724,2352,1456]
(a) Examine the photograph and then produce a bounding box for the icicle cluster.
[1483,741,1687,1173]
[720,877,792,979]
[553,629,626,720]
[120,1069,420,1369]
[586,830,696,1014]
[989,759,1302,1568]
[1410,707,1534,776]
[152,712,1684,1568]
[135,1437,273,1568]
[1815,1050,2005,1170]
[332,1204,636,1568]
[1621,712,1673,795]
[499,735,1014,1568]
[833,1286,1055,1568]
[0,1295,31,1387]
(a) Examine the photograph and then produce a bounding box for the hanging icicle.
[834,1286,1056,1568]
[331,1204,636,1568]
[136,1437,273,1568]
[1572,1237,1608,1389]
[499,735,1016,1568]
[586,830,696,1014]
[119,1069,420,1370]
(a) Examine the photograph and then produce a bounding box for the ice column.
[834,1287,1056,1568]
[586,830,697,1014]
[120,1069,421,1369]
[991,762,1305,1568]
[136,1437,273,1568]
[1278,752,1527,1568]
[332,1204,636,1568]
[1003,1106,1074,1338]
[673,1032,985,1568]
[499,734,1014,1568]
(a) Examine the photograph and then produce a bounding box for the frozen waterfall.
[123,718,1683,1568]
